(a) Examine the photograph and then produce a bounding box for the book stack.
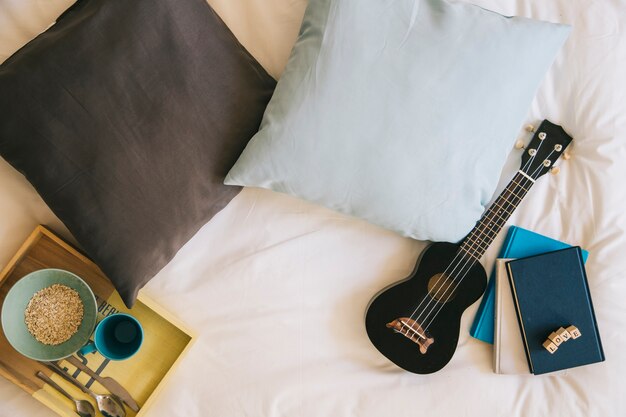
[475,226,604,375]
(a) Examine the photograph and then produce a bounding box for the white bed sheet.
[1,0,625,416]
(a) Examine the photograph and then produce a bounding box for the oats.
[24,284,84,346]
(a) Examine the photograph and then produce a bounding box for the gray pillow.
[0,0,276,306]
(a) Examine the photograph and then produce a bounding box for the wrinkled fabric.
[1,0,626,416]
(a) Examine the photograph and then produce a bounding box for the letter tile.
[566,325,581,339]
[556,327,571,342]
[543,339,558,353]
[548,331,563,346]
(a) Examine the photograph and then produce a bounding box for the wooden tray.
[0,226,194,416]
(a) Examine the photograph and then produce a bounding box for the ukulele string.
[410,143,548,332]
[402,176,528,336]
[412,177,530,332]
[420,154,551,331]
[420,175,535,331]
[420,155,552,332]
[420,193,525,330]
[402,140,547,337]
[398,246,468,334]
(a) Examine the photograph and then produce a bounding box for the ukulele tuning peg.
[562,151,571,160]
[525,124,536,133]
[550,166,560,175]
[514,140,525,150]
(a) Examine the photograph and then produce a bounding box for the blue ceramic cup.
[79,313,143,360]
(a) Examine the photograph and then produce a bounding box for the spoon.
[36,371,95,417]
[45,362,126,417]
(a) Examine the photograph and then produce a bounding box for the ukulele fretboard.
[459,171,533,261]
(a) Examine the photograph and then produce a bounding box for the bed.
[1,0,625,415]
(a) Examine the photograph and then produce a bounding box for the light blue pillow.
[225,0,570,242]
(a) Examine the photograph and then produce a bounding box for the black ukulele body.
[365,242,487,374]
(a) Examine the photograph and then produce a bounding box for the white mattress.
[1,0,625,416]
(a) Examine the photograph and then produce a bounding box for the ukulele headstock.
[519,120,573,181]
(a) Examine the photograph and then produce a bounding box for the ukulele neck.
[459,171,534,261]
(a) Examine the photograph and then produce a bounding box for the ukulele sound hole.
[427,273,457,303]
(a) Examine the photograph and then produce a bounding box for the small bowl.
[1,269,97,361]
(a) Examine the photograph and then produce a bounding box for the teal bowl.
[1,269,97,361]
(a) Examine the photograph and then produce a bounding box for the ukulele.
[365,120,573,374]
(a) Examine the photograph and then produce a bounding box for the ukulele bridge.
[386,318,434,354]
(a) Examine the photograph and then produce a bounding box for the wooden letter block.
[543,339,558,354]
[548,332,563,346]
[566,325,581,339]
[556,327,571,342]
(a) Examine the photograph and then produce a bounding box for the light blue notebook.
[470,226,589,344]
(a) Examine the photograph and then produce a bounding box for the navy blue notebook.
[470,225,589,344]
[507,247,604,375]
